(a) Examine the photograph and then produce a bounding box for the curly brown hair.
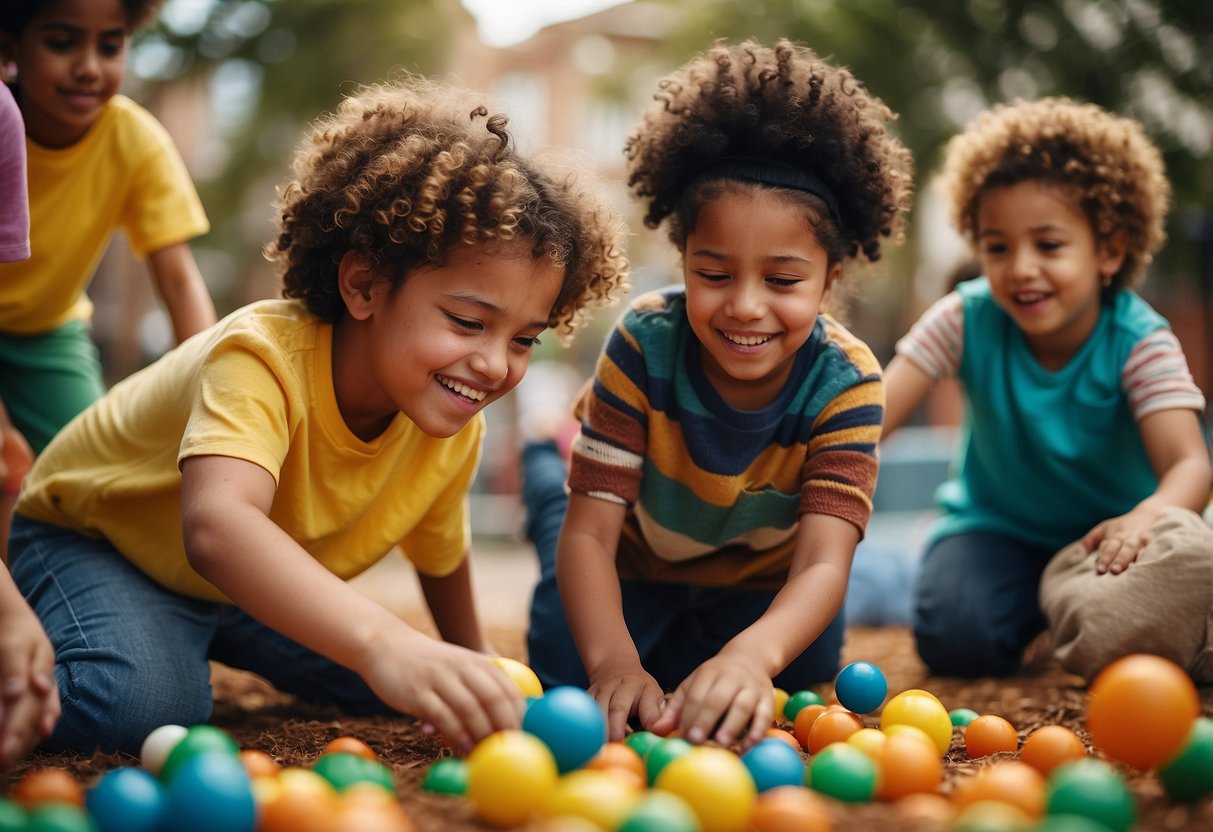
[266,77,628,340]
[625,38,913,267]
[0,0,163,37]
[938,97,1170,290]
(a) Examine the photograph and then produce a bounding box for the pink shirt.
[0,85,29,263]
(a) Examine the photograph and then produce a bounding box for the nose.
[1006,245,1037,280]
[725,281,765,321]
[72,46,101,81]
[468,339,509,383]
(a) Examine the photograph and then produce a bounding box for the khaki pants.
[1040,507,1213,683]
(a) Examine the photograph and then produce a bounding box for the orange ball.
[256,768,340,832]
[763,728,803,753]
[748,786,832,832]
[584,742,647,786]
[792,703,829,749]
[1087,653,1200,770]
[10,767,84,809]
[324,736,379,762]
[876,732,942,800]
[807,709,864,755]
[239,748,281,778]
[1018,725,1086,776]
[964,714,1019,758]
[952,760,1045,819]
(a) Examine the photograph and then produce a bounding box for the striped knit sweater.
[568,286,883,589]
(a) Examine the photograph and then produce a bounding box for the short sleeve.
[1121,329,1207,420]
[894,292,965,380]
[120,114,209,256]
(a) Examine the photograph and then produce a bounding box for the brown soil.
[6,626,1213,831]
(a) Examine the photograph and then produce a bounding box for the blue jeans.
[521,441,844,692]
[9,516,390,755]
[913,531,1053,677]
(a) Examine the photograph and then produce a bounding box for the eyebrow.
[689,248,814,265]
[38,22,128,38]
[444,292,549,330]
[979,223,1071,238]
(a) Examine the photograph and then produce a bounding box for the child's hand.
[647,649,773,750]
[0,601,59,770]
[360,631,523,752]
[1083,504,1165,575]
[586,656,664,742]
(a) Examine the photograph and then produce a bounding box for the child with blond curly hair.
[883,97,1212,681]
[9,76,628,755]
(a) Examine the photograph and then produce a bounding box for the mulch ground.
[5,625,1213,831]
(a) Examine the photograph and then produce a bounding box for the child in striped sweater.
[883,98,1212,681]
[523,39,913,747]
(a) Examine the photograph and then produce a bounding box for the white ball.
[140,723,188,776]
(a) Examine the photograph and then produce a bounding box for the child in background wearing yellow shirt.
[0,0,217,454]
[9,77,628,755]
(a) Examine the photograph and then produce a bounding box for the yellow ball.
[655,746,757,832]
[467,730,559,827]
[880,691,952,756]
[847,727,889,760]
[543,769,642,829]
[493,656,544,699]
[772,688,790,724]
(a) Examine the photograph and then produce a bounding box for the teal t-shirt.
[930,278,1166,552]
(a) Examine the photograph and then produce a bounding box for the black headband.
[690,156,842,227]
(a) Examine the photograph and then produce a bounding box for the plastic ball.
[763,728,802,752]
[87,767,165,832]
[238,748,280,779]
[964,714,1019,758]
[140,724,188,777]
[879,690,952,756]
[329,789,415,832]
[748,786,832,832]
[1019,725,1086,776]
[542,769,642,829]
[792,703,828,749]
[806,742,877,804]
[875,731,941,800]
[783,689,825,722]
[834,661,887,714]
[160,725,239,784]
[953,760,1045,819]
[807,708,863,754]
[623,730,662,760]
[254,768,338,832]
[23,803,95,832]
[584,741,646,789]
[772,688,790,723]
[951,799,1032,831]
[644,737,693,785]
[523,686,607,773]
[654,746,757,832]
[1046,759,1136,832]
[1086,653,1199,770]
[617,790,700,832]
[741,737,806,792]
[949,707,980,727]
[846,727,888,760]
[493,656,544,699]
[323,736,378,761]
[10,768,85,809]
[0,799,26,832]
[1158,716,1213,801]
[421,758,468,795]
[1036,815,1128,832]
[466,730,558,828]
[163,750,256,832]
[312,752,394,794]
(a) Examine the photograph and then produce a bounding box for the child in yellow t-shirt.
[10,76,628,755]
[0,0,217,453]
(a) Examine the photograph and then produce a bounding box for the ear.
[1097,230,1128,284]
[337,251,381,321]
[821,261,843,306]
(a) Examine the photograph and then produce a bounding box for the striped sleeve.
[894,292,964,380]
[1121,329,1207,419]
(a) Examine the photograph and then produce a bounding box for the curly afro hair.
[1,0,163,37]
[938,96,1170,290]
[625,38,913,267]
[266,77,628,340]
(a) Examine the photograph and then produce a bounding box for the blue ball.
[87,768,165,832]
[163,751,255,832]
[522,685,606,773]
[741,737,806,792]
[834,661,887,714]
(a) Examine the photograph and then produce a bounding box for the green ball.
[806,742,877,803]
[25,803,96,832]
[1047,759,1135,832]
[617,790,700,832]
[623,730,662,760]
[644,737,693,786]
[949,707,980,727]
[159,725,239,784]
[421,758,468,795]
[1158,717,1213,801]
[1035,815,1118,832]
[312,752,395,793]
[783,689,825,722]
[0,799,26,832]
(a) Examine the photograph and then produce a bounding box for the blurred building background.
[88,0,1212,538]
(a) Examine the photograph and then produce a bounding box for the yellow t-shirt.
[16,299,483,602]
[0,94,209,334]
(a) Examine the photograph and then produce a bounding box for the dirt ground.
[4,546,1213,831]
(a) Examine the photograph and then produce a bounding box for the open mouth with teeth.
[721,331,774,347]
[437,375,486,402]
[1012,290,1051,306]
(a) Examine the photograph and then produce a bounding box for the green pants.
[0,320,105,454]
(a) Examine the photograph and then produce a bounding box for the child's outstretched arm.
[416,558,495,655]
[1084,408,1213,574]
[557,492,665,741]
[180,454,524,750]
[882,354,935,439]
[146,243,217,343]
[647,512,857,749]
[0,570,59,770]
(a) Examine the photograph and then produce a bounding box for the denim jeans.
[9,516,390,755]
[913,531,1053,677]
[521,441,844,693]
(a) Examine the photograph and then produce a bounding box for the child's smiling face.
[682,188,839,411]
[977,180,1126,370]
[4,0,128,148]
[334,240,565,441]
